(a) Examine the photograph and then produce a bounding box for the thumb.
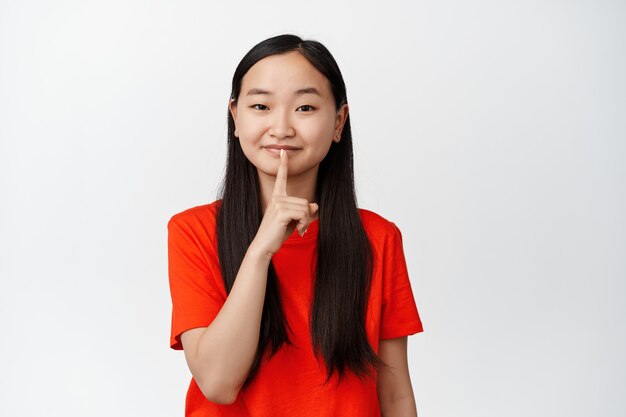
[309,203,319,216]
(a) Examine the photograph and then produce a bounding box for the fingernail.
[280,149,284,158]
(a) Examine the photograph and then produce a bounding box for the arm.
[173,148,317,405]
[180,244,272,405]
[377,336,419,417]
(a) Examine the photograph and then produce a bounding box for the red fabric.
[167,200,424,416]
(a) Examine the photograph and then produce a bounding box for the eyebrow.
[245,87,321,97]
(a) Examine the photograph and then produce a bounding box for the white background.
[1,1,624,416]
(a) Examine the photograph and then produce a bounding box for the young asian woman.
[167,33,424,417]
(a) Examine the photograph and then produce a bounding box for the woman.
[168,33,424,416]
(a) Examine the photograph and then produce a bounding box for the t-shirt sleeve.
[379,222,425,340]
[167,214,226,350]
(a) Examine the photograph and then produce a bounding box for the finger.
[280,207,308,234]
[309,203,319,220]
[272,148,289,197]
[297,208,312,236]
[298,204,320,236]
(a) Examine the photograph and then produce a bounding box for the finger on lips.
[273,148,315,238]
[272,148,288,197]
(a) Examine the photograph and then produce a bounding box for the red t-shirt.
[167,199,424,416]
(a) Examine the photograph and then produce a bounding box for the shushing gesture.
[251,149,319,259]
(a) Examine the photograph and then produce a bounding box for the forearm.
[380,395,418,417]
[194,243,271,398]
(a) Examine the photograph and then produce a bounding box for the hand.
[250,149,319,259]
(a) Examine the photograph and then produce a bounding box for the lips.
[264,146,301,156]
[264,145,301,150]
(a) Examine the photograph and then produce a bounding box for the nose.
[268,107,295,139]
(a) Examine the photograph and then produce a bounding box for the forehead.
[240,51,332,99]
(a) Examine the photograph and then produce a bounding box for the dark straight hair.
[215,33,390,390]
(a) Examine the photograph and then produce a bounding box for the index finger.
[272,148,288,196]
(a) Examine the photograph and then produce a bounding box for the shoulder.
[167,199,223,248]
[357,207,403,241]
[168,199,222,230]
[357,208,408,266]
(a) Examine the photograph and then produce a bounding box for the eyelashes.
[250,104,316,112]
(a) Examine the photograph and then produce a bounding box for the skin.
[228,50,418,415]
[378,337,419,416]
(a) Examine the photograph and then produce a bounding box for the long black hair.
[215,33,390,390]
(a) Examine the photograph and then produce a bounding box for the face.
[229,51,349,178]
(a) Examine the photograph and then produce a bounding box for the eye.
[296,105,316,112]
[250,104,268,110]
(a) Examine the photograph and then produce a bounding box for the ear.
[229,98,238,123]
[333,103,349,142]
[229,98,239,137]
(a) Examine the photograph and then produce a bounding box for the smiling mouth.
[264,147,301,155]
[264,145,301,150]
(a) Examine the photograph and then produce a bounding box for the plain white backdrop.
[1,0,624,416]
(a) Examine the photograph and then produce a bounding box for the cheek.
[237,118,261,138]
[237,141,264,169]
[301,114,335,137]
